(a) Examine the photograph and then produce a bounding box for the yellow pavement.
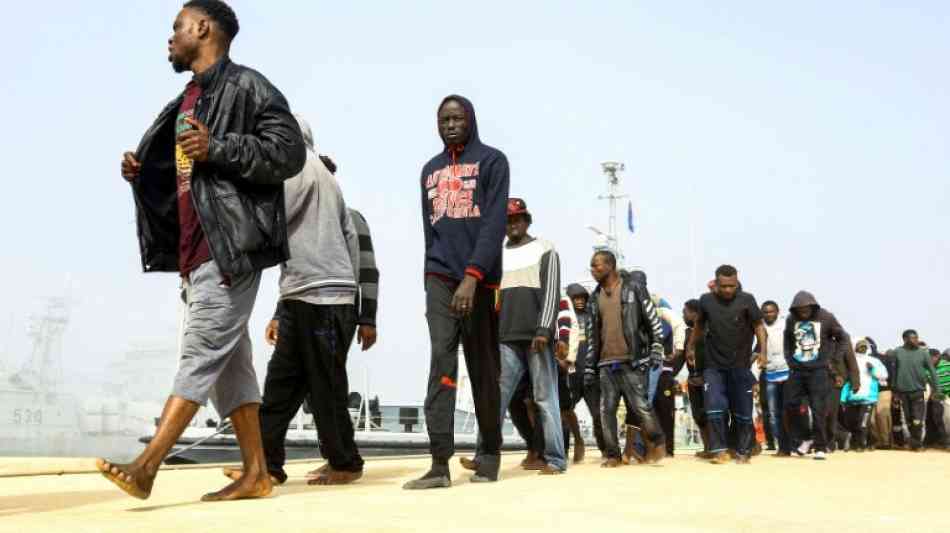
[0,450,947,533]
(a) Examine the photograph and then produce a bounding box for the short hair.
[902,329,918,339]
[715,264,738,278]
[593,250,617,270]
[762,300,779,310]
[929,348,941,358]
[684,299,700,313]
[185,0,239,41]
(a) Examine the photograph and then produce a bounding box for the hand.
[357,325,377,351]
[686,346,696,367]
[264,320,279,346]
[556,358,570,371]
[583,370,596,388]
[756,353,768,368]
[178,117,211,162]
[531,335,549,355]
[834,376,844,388]
[121,151,141,182]
[851,381,860,393]
[556,341,569,360]
[450,275,478,316]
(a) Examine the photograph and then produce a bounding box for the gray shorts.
[172,260,262,417]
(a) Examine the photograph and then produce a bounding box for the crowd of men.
[96,0,950,501]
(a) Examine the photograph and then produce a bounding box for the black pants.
[653,370,677,456]
[600,362,663,459]
[570,371,606,452]
[898,391,926,449]
[785,368,832,452]
[842,403,874,450]
[508,374,543,454]
[423,276,501,463]
[260,301,361,480]
[687,381,707,450]
[892,396,907,447]
[826,385,844,449]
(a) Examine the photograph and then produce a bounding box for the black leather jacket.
[130,57,306,277]
[584,271,666,377]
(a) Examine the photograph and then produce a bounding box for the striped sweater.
[349,209,379,327]
[498,237,561,343]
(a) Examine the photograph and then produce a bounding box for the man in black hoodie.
[783,291,859,460]
[404,96,510,489]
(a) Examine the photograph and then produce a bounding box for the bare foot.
[305,463,330,480]
[459,457,479,472]
[95,458,155,500]
[201,472,273,502]
[307,468,363,486]
[222,466,283,485]
[601,457,621,468]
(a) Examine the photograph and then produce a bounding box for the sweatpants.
[703,367,755,456]
[569,371,606,452]
[898,391,927,449]
[785,368,832,452]
[842,403,874,450]
[869,390,893,448]
[653,370,677,455]
[259,301,362,480]
[423,276,501,463]
[600,362,663,459]
[173,260,262,418]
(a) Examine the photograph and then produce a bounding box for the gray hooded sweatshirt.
[277,117,359,307]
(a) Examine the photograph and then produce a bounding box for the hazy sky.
[2,1,948,405]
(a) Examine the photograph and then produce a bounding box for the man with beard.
[584,251,667,467]
[405,95,509,489]
[686,265,767,465]
[99,0,305,501]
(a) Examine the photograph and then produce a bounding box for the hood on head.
[566,283,589,299]
[789,290,820,313]
[293,114,314,151]
[438,94,480,149]
[943,349,950,360]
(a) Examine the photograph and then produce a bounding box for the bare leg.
[96,395,199,499]
[564,410,585,463]
[202,403,273,501]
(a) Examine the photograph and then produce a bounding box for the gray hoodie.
[277,117,359,306]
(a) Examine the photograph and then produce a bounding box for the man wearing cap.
[492,198,566,475]
[405,95,509,489]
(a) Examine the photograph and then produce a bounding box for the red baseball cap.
[507,198,530,217]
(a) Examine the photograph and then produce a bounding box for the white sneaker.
[795,440,813,457]
[813,451,827,461]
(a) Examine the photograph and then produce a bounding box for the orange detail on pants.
[441,376,457,388]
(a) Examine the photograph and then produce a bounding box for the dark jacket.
[783,291,859,386]
[131,57,306,277]
[420,95,509,285]
[584,271,665,376]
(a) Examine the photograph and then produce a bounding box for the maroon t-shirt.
[175,81,212,276]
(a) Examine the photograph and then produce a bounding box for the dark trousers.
[260,301,362,479]
[687,381,707,449]
[826,385,844,449]
[508,375,543,454]
[423,276,501,463]
[570,371,606,452]
[703,367,755,455]
[600,362,663,459]
[759,373,774,448]
[892,397,907,447]
[898,391,927,449]
[842,403,874,450]
[785,368,831,452]
[653,370,677,455]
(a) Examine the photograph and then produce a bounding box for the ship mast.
[587,161,629,267]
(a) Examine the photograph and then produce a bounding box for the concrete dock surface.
[0,450,947,533]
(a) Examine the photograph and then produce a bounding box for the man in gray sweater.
[254,116,364,485]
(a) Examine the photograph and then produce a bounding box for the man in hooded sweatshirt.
[405,96,509,489]
[558,283,606,459]
[239,116,364,486]
[783,291,859,460]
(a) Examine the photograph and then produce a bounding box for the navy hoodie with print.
[420,95,510,286]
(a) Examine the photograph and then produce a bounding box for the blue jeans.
[498,341,566,470]
[765,380,789,452]
[703,367,756,455]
